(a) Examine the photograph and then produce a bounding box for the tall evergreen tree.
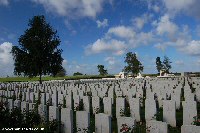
[162,56,172,73]
[156,57,163,73]
[11,15,63,83]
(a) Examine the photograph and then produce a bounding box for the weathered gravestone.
[181,125,200,133]
[146,120,168,133]
[92,96,100,114]
[76,111,90,133]
[182,101,197,125]
[103,97,112,116]
[117,117,135,133]
[49,106,59,121]
[116,98,125,117]
[129,98,140,122]
[65,95,72,109]
[14,100,21,109]
[145,99,157,121]
[163,100,176,127]
[61,108,73,133]
[21,101,29,113]
[95,113,111,133]
[38,104,47,121]
[83,96,90,112]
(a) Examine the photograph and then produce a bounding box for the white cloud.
[104,57,115,65]
[162,0,200,19]
[155,14,178,37]
[175,60,184,65]
[0,42,14,77]
[85,39,126,55]
[0,0,9,6]
[85,25,155,56]
[107,26,135,39]
[180,40,200,56]
[32,0,111,18]
[163,0,194,13]
[96,19,108,28]
[132,14,152,30]
[154,43,167,51]
[0,42,13,64]
[133,32,154,46]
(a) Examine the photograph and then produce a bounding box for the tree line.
[11,15,172,83]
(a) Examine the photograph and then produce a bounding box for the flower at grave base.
[120,124,130,132]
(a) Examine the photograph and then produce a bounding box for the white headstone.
[14,100,21,109]
[103,97,112,116]
[21,101,29,113]
[49,106,59,121]
[74,95,80,111]
[76,111,90,133]
[163,100,176,127]
[40,93,46,105]
[92,96,100,114]
[52,91,58,107]
[66,95,72,109]
[7,99,13,112]
[38,104,47,121]
[145,99,157,121]
[181,125,200,133]
[83,96,90,112]
[116,98,125,117]
[61,108,73,133]
[117,117,135,133]
[146,120,168,133]
[95,113,111,133]
[129,98,140,122]
[183,101,197,125]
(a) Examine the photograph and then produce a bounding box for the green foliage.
[55,68,66,77]
[0,101,59,132]
[11,15,63,84]
[97,65,108,76]
[156,57,163,73]
[156,56,172,73]
[73,72,83,76]
[163,56,172,73]
[123,52,143,76]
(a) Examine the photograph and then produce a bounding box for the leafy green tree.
[156,57,163,73]
[55,68,66,77]
[73,72,83,76]
[97,65,108,76]
[162,56,172,73]
[123,52,143,76]
[11,15,63,84]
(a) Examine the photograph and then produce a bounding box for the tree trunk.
[39,74,42,84]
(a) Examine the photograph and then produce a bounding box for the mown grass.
[0,75,115,82]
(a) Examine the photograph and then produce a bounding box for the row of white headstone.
[0,77,200,133]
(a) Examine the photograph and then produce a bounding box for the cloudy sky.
[0,0,200,76]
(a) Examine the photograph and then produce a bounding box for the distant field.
[0,75,115,82]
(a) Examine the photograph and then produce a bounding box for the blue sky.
[0,0,200,76]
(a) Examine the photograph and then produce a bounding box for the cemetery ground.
[0,75,115,82]
[0,77,200,133]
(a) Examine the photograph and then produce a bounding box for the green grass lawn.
[0,75,115,82]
